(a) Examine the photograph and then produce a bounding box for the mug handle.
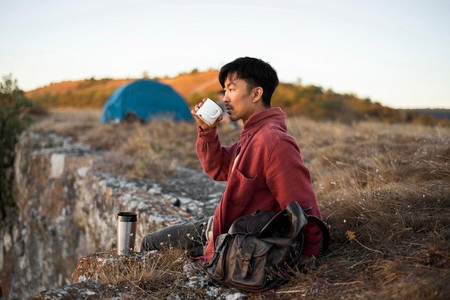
[211,109,221,119]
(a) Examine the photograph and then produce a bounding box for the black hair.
[219,57,279,107]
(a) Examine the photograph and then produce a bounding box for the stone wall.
[0,131,222,299]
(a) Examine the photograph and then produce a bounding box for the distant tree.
[0,74,33,224]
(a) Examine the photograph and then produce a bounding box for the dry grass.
[32,109,240,181]
[33,110,450,299]
[283,118,450,299]
[91,249,211,299]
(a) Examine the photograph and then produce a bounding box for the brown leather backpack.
[205,201,330,292]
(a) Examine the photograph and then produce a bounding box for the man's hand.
[191,98,222,131]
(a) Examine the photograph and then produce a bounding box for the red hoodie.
[197,107,323,262]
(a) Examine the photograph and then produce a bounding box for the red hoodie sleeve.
[265,134,323,257]
[196,126,238,182]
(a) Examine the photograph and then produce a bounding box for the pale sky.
[1,0,449,109]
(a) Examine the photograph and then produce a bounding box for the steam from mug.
[117,212,137,255]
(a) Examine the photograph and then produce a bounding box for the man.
[142,57,322,267]
[193,57,323,264]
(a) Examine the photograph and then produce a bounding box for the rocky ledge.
[0,131,228,299]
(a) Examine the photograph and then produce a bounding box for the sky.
[1,0,449,109]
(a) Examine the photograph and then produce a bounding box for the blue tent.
[100,79,193,123]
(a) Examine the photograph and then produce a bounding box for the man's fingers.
[191,98,219,132]
[213,116,223,126]
[193,98,207,113]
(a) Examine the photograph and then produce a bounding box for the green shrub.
[0,74,33,224]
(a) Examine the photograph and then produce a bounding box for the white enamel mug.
[196,98,223,126]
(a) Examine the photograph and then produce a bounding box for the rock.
[1,131,225,299]
[30,281,106,300]
[31,250,248,299]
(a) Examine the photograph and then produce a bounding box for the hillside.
[161,70,221,100]
[25,70,222,109]
[20,110,450,299]
[408,108,450,121]
[25,71,447,125]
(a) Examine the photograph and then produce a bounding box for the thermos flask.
[117,212,137,255]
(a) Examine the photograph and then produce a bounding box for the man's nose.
[223,92,230,102]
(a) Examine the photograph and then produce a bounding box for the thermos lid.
[117,212,137,222]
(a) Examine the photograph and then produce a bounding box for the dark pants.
[140,217,210,257]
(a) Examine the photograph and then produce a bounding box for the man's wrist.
[197,126,217,141]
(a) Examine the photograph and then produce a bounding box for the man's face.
[222,74,258,123]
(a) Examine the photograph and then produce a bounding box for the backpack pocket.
[206,233,231,281]
[228,235,273,290]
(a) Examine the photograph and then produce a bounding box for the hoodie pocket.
[229,169,258,206]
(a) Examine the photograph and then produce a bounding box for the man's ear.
[252,87,263,103]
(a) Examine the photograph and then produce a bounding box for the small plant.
[0,74,33,224]
[346,230,382,254]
